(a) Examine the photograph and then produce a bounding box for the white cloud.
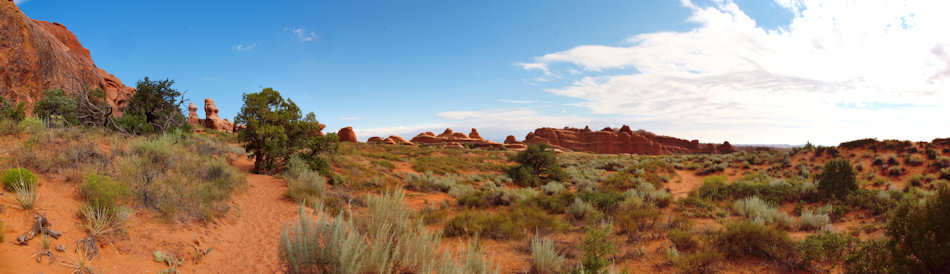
[497,99,537,104]
[285,27,317,42]
[520,0,950,144]
[13,0,28,4]
[355,109,600,142]
[233,43,257,51]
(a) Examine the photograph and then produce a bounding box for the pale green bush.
[530,235,565,274]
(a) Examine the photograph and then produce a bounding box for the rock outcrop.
[386,135,414,146]
[410,128,503,149]
[0,1,134,113]
[504,135,519,144]
[201,99,232,131]
[523,125,735,155]
[187,103,200,125]
[338,127,357,142]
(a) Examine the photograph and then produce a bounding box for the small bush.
[799,209,831,231]
[2,167,37,191]
[614,197,659,238]
[80,174,131,212]
[33,89,78,125]
[698,175,729,200]
[885,186,950,272]
[0,97,26,122]
[714,221,797,262]
[798,232,857,270]
[673,249,721,274]
[506,144,567,187]
[843,239,892,274]
[732,196,791,226]
[530,235,565,274]
[817,159,857,199]
[444,206,566,240]
[566,198,598,221]
[539,181,566,194]
[905,154,925,166]
[580,222,614,273]
[668,229,698,251]
[284,157,328,205]
[886,165,905,177]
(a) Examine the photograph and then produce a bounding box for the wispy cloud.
[13,0,29,4]
[497,99,537,104]
[518,0,950,144]
[233,43,257,52]
[285,27,317,42]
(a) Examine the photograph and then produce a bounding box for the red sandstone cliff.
[524,125,735,155]
[0,1,134,113]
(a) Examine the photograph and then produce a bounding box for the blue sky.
[16,0,950,145]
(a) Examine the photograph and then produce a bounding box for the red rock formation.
[523,126,735,155]
[386,135,415,146]
[338,127,357,142]
[186,103,200,126]
[367,136,385,144]
[410,128,503,149]
[0,2,134,113]
[202,99,233,131]
[504,135,520,144]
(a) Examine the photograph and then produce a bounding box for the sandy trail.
[0,157,298,274]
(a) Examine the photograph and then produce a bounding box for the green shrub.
[886,165,905,176]
[798,232,857,270]
[580,222,614,273]
[799,209,831,231]
[818,159,857,199]
[673,249,721,274]
[80,174,131,212]
[33,89,78,125]
[732,196,792,226]
[698,175,729,200]
[614,197,659,238]
[906,154,925,166]
[530,235,565,274]
[13,181,36,210]
[566,198,598,221]
[885,186,950,273]
[0,97,26,122]
[2,167,37,191]
[520,191,575,214]
[576,190,625,214]
[843,239,892,274]
[17,117,44,135]
[936,156,950,169]
[506,143,567,187]
[714,221,797,262]
[443,206,566,240]
[117,78,189,134]
[235,88,326,174]
[540,181,566,194]
[668,229,698,251]
[926,148,940,160]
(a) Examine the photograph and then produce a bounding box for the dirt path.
[0,157,298,274]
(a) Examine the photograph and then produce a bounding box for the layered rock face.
[338,127,357,142]
[524,125,735,155]
[410,128,503,148]
[0,1,134,113]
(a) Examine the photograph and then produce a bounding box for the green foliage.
[443,206,567,240]
[818,159,857,199]
[885,186,950,273]
[567,198,599,221]
[235,88,326,174]
[799,209,830,231]
[13,180,36,210]
[672,249,722,274]
[80,174,131,212]
[732,196,793,227]
[713,221,796,262]
[0,96,26,122]
[33,89,78,125]
[668,229,698,251]
[580,222,615,273]
[844,239,892,274]
[798,232,857,270]
[2,167,37,191]
[506,143,567,187]
[530,235,565,274]
[120,77,188,134]
[614,197,659,238]
[698,175,728,200]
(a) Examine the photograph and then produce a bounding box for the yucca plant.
[530,234,565,274]
[13,181,36,210]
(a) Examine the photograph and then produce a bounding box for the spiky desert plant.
[13,181,36,210]
[530,235,565,274]
[80,204,131,237]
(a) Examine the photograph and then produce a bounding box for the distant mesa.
[338,127,357,142]
[410,128,503,149]
[523,125,735,155]
[0,1,134,114]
